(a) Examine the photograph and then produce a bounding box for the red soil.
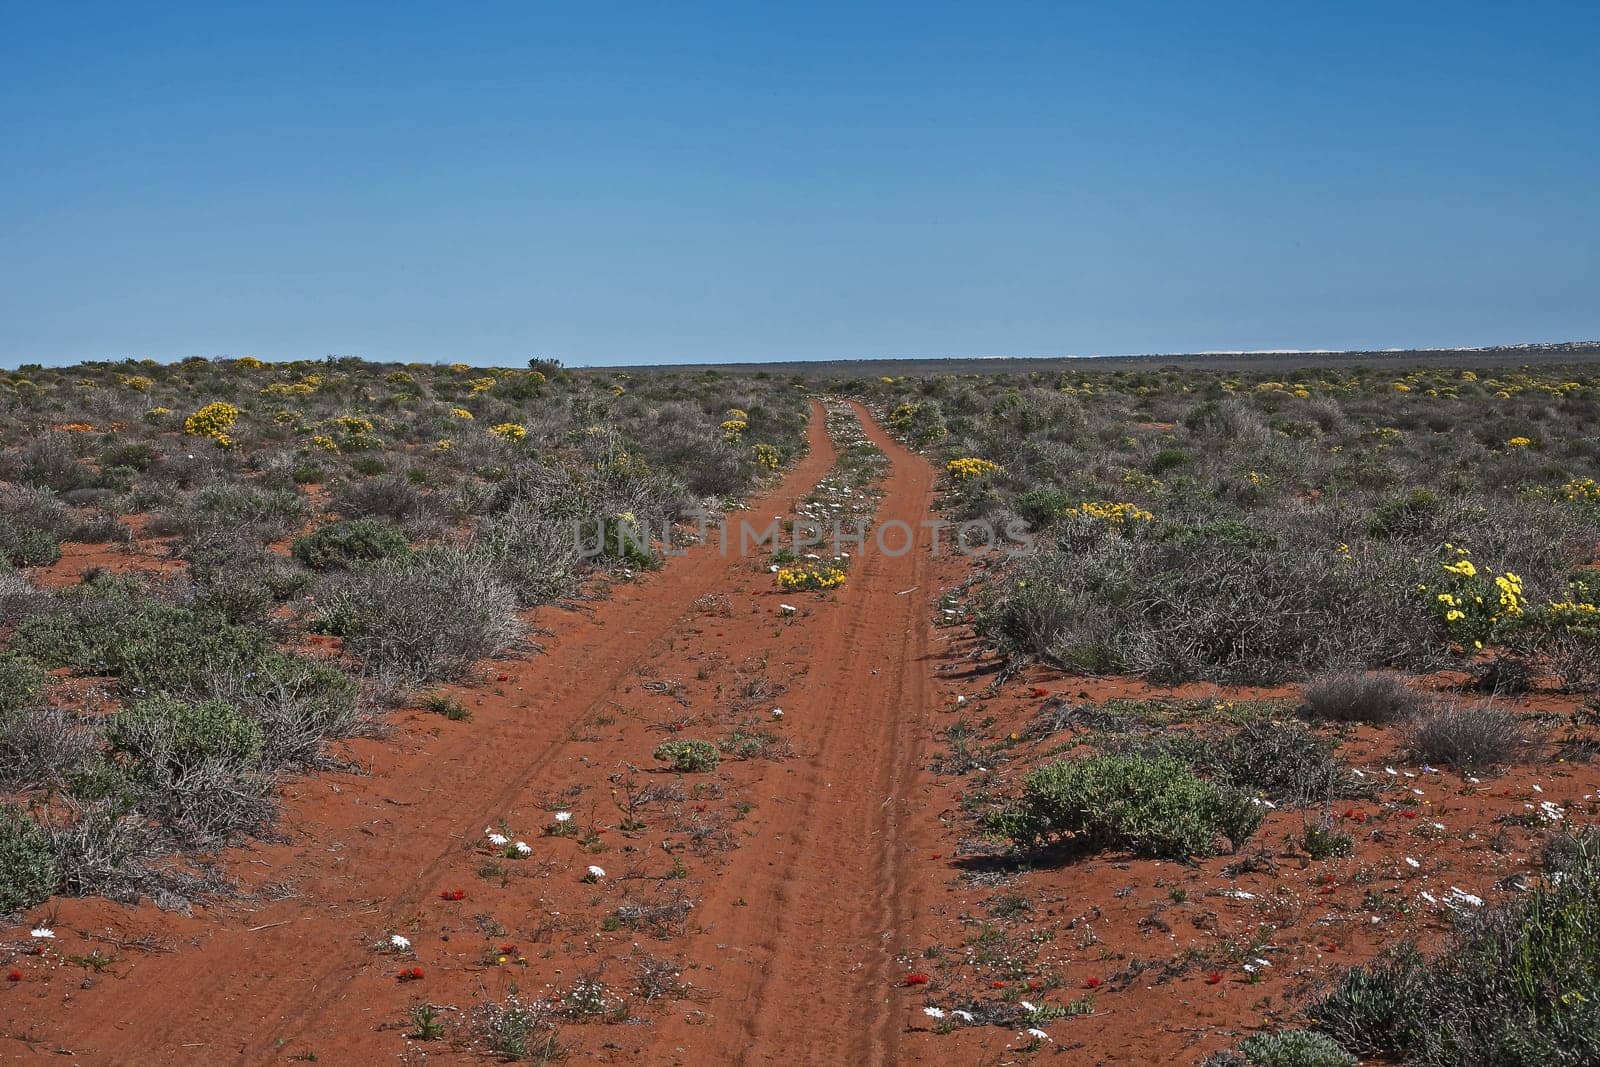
[4,402,1592,1065]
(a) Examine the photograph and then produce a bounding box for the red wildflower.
[990,980,1006,989]
[903,973,929,986]
[1083,976,1103,989]
[440,889,466,901]
[397,967,425,982]
[497,674,509,682]
[5,971,20,982]
[1402,810,1419,819]
[1031,687,1050,698]
[1205,972,1223,985]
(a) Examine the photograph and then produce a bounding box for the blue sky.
[2,2,1595,367]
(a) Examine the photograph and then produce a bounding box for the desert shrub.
[1407,705,1523,771]
[0,708,98,792]
[2,434,96,492]
[421,692,470,721]
[0,518,63,567]
[1312,833,1600,1065]
[311,547,522,682]
[474,991,563,1062]
[1301,671,1424,725]
[1012,488,1078,528]
[476,504,580,607]
[1196,721,1362,803]
[0,804,57,913]
[0,562,45,623]
[0,652,47,717]
[108,694,265,772]
[1302,820,1354,859]
[158,483,306,552]
[1365,489,1442,538]
[1230,1030,1357,1067]
[291,518,412,571]
[128,756,277,846]
[331,474,427,523]
[985,754,1262,860]
[653,739,720,773]
[201,654,363,769]
[188,545,312,625]
[14,575,269,694]
[977,533,1447,684]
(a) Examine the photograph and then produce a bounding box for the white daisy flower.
[514,841,532,856]
[487,831,510,847]
[771,708,783,719]
[923,1006,945,1019]
[1405,856,1420,868]
[30,928,54,939]
[554,811,572,823]
[1026,1027,1051,1040]
[1019,1000,1037,1012]
[586,865,606,879]
[389,934,411,951]
[953,1010,975,1022]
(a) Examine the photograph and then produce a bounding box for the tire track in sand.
[643,400,950,1066]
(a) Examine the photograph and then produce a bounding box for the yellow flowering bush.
[752,443,780,471]
[1421,545,1523,649]
[310,434,340,453]
[234,356,265,369]
[1557,478,1600,504]
[1063,500,1155,525]
[330,414,375,435]
[117,374,153,392]
[261,378,317,397]
[450,407,474,420]
[888,402,919,430]
[947,457,1000,481]
[489,422,527,441]
[720,418,748,442]
[468,377,496,395]
[777,565,847,590]
[184,401,240,445]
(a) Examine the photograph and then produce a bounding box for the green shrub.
[0,652,47,717]
[1013,488,1075,528]
[0,805,56,913]
[986,754,1262,860]
[652,739,720,773]
[0,518,63,567]
[1302,821,1354,859]
[422,692,470,721]
[291,518,413,571]
[1313,832,1600,1065]
[108,694,265,771]
[14,576,269,694]
[1236,1030,1356,1067]
[1366,488,1440,538]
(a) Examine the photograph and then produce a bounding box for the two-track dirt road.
[3,400,968,1065]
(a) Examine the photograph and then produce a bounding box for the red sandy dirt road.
[2,401,972,1065]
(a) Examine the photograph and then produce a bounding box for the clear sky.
[2,2,1596,367]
